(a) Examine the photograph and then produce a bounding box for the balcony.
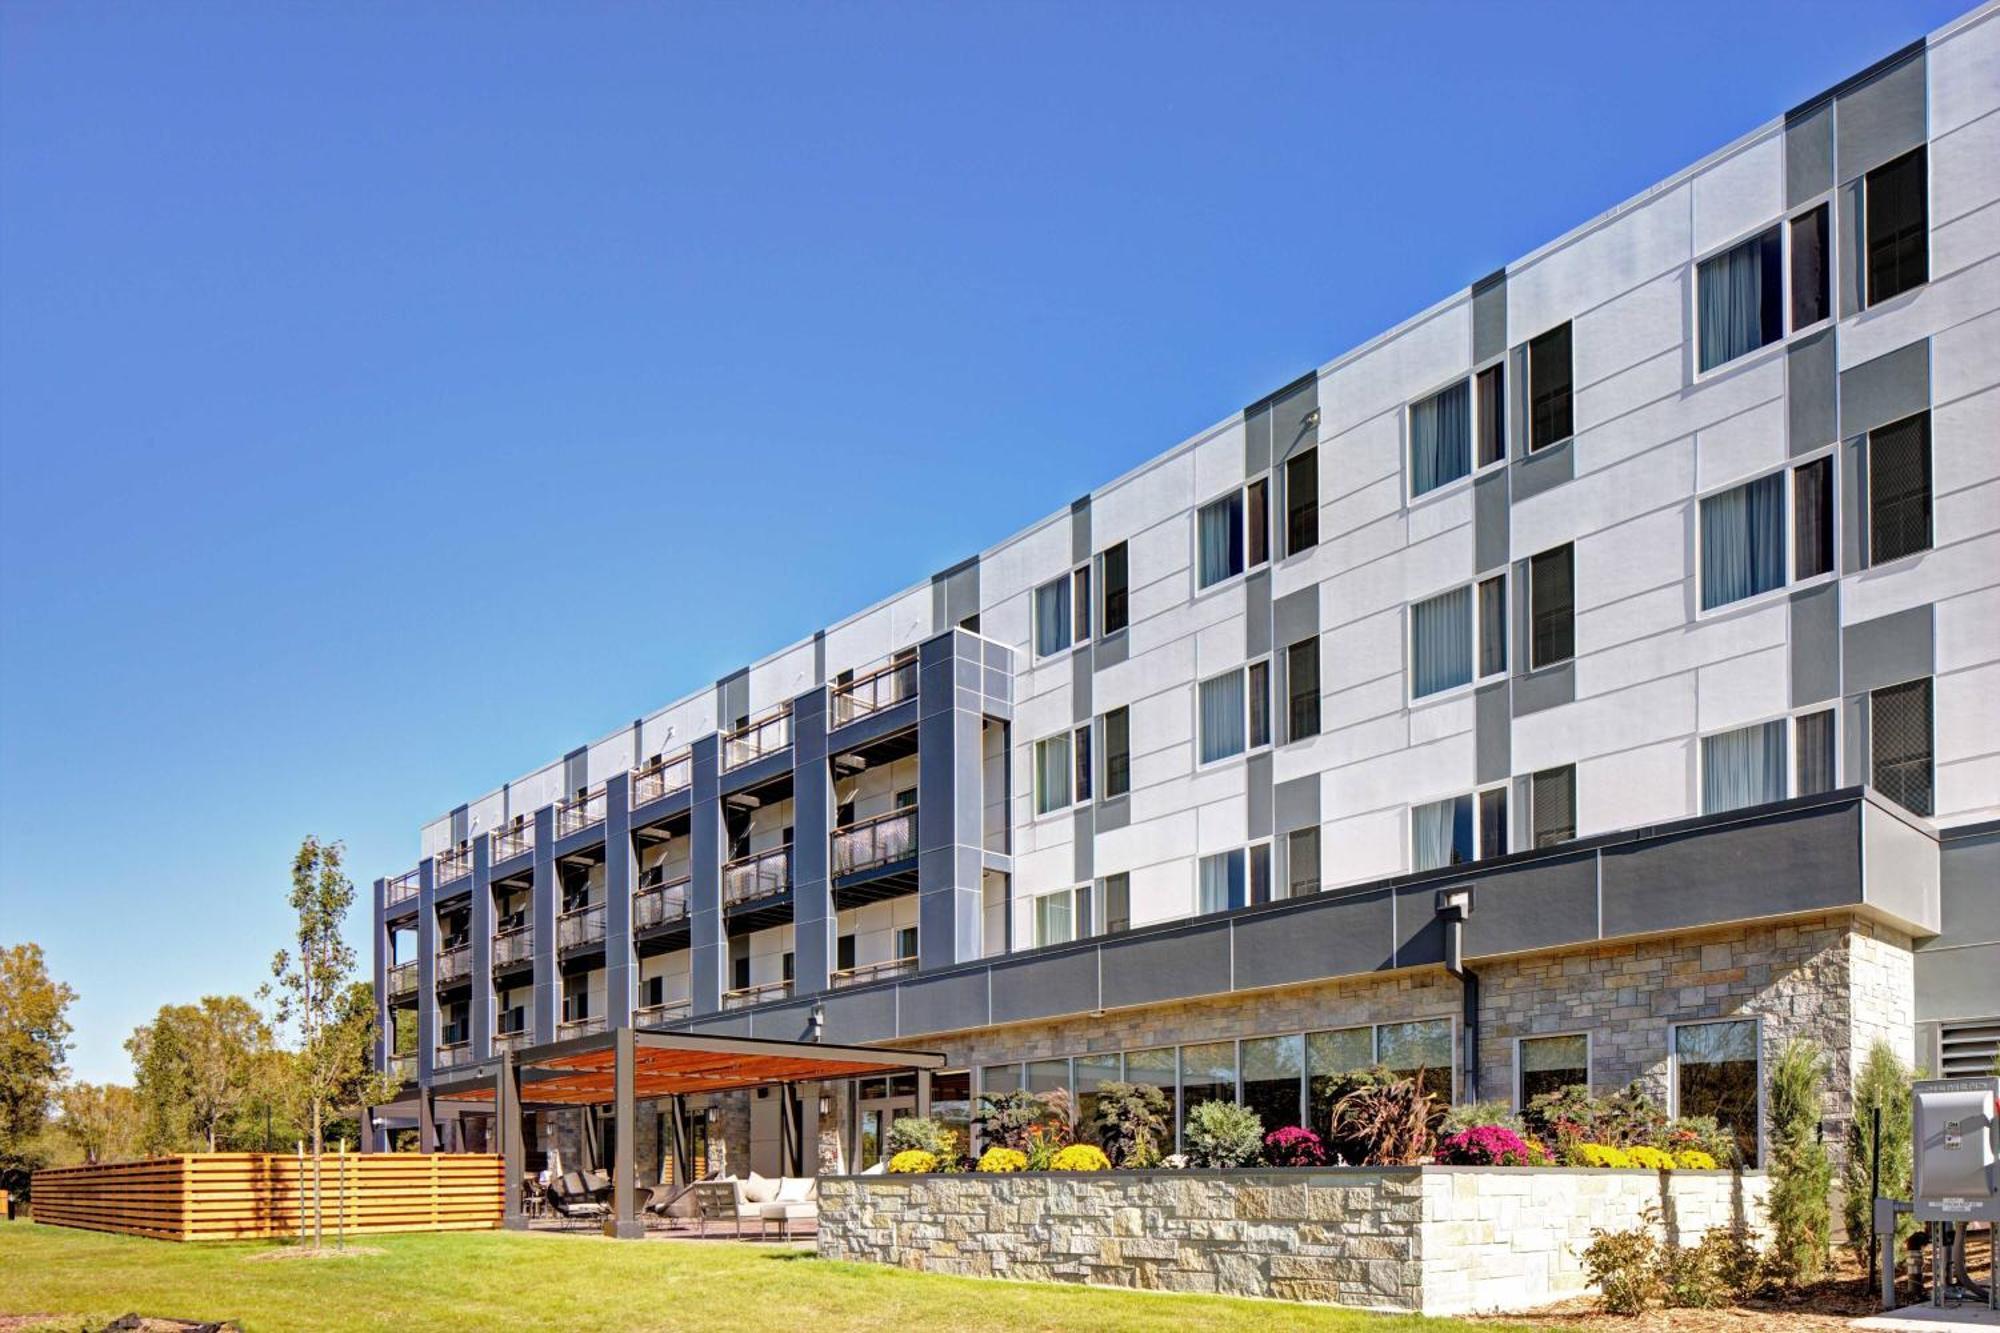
[494,1029,532,1055]
[631,751,693,805]
[557,902,606,952]
[387,1053,416,1082]
[558,1015,605,1041]
[434,1041,471,1070]
[722,979,792,1010]
[634,876,691,931]
[831,808,918,877]
[387,960,419,998]
[385,869,421,909]
[436,845,472,884]
[722,705,792,771]
[722,846,791,908]
[831,957,917,989]
[634,998,692,1026]
[492,925,534,969]
[832,655,918,727]
[556,787,607,838]
[492,821,534,862]
[435,944,471,987]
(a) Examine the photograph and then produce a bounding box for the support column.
[670,1094,693,1184]
[916,1068,932,1119]
[416,858,439,1085]
[791,687,833,998]
[603,774,636,1030]
[530,805,559,1042]
[371,878,389,1076]
[499,1053,527,1230]
[470,836,494,1059]
[916,631,995,970]
[689,735,726,1016]
[606,1026,643,1238]
[418,1085,437,1155]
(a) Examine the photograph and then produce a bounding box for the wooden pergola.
[422,1027,945,1237]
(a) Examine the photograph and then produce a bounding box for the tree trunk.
[312,1097,323,1249]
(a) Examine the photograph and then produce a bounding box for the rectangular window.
[1865,147,1927,306]
[1073,724,1093,803]
[1124,1048,1179,1150]
[1033,733,1072,814]
[1410,379,1472,497]
[1247,477,1269,568]
[1249,842,1271,905]
[1242,1034,1305,1133]
[1697,225,1784,371]
[782,951,795,983]
[1378,1018,1454,1102]
[1476,362,1505,466]
[1287,827,1320,897]
[1869,412,1932,565]
[1072,566,1091,642]
[731,952,751,991]
[981,1063,1022,1096]
[1793,455,1834,580]
[1286,637,1321,739]
[1796,708,1836,796]
[1248,660,1271,749]
[1528,322,1573,450]
[1074,882,1093,937]
[1102,707,1130,798]
[1197,849,1244,914]
[1789,204,1829,329]
[1034,576,1071,656]
[1412,794,1474,871]
[1532,765,1576,847]
[1284,449,1319,554]
[1700,471,1786,610]
[1518,1034,1589,1108]
[1478,786,1508,859]
[1180,1042,1238,1117]
[1872,677,1934,817]
[1477,575,1507,678]
[1411,585,1473,698]
[1675,1019,1760,1166]
[1100,542,1129,635]
[1198,669,1247,763]
[836,934,856,972]
[1034,890,1074,947]
[1528,544,1574,669]
[1701,718,1788,814]
[1307,1027,1374,1141]
[1073,1055,1120,1145]
[1100,872,1130,933]
[1196,491,1245,588]
[895,925,918,960]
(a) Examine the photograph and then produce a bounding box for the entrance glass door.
[855,1074,919,1170]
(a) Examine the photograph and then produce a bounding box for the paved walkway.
[1854,1302,2000,1329]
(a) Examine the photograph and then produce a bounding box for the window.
[1528,544,1574,669]
[1034,576,1071,657]
[1124,1048,1179,1149]
[1411,585,1473,698]
[1101,707,1130,798]
[1796,709,1836,795]
[1477,575,1507,678]
[1412,795,1474,871]
[1869,412,1932,565]
[1517,1034,1589,1108]
[1697,226,1783,371]
[1197,849,1244,914]
[1865,147,1927,306]
[1100,542,1129,635]
[981,1063,1022,1095]
[782,951,795,983]
[1476,362,1505,466]
[1701,718,1787,814]
[1700,472,1785,610]
[836,933,856,972]
[1377,1018,1454,1102]
[1033,733,1072,814]
[1247,660,1271,749]
[1284,449,1319,554]
[1528,322,1573,450]
[1410,379,1471,497]
[731,945,750,992]
[1196,491,1245,588]
[1307,1027,1375,1139]
[1072,566,1091,642]
[1247,477,1269,568]
[895,926,918,961]
[563,976,591,1021]
[1674,1019,1760,1166]
[1794,456,1834,580]
[1872,677,1934,817]
[1073,882,1094,937]
[1249,842,1272,905]
[1198,668,1248,763]
[1532,765,1576,847]
[1287,827,1320,896]
[1034,890,1075,947]
[1073,723,1093,803]
[1181,1042,1238,1117]
[1790,204,1830,329]
[1286,637,1321,740]
[1074,1055,1121,1145]
[895,786,917,809]
[1242,1034,1306,1133]
[1478,787,1508,859]
[1100,872,1130,933]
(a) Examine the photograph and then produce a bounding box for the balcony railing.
[722,979,792,1010]
[831,655,918,727]
[634,877,692,931]
[557,902,606,951]
[435,944,471,986]
[436,845,472,884]
[556,787,607,837]
[492,925,534,968]
[831,957,917,989]
[494,1029,531,1054]
[558,1015,605,1041]
[634,998,693,1026]
[631,750,693,805]
[387,960,419,997]
[434,1041,471,1069]
[831,807,918,877]
[722,706,793,770]
[387,1053,417,1082]
[385,870,421,908]
[722,846,791,908]
[492,821,534,862]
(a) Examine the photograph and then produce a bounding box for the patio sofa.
[689,1173,818,1238]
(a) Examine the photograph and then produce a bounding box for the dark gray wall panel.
[1474,471,1510,573]
[1392,881,1446,968]
[1070,497,1091,567]
[1244,402,1272,476]
[1273,587,1319,649]
[1461,852,1600,957]
[1787,330,1838,454]
[1247,752,1273,841]
[1600,803,1861,938]
[816,987,899,1044]
[1843,605,1934,693]
[1841,340,1931,438]
[896,969,990,1038]
[1789,583,1841,708]
[1273,775,1320,836]
[1476,682,1512,784]
[990,948,1098,1026]
[1841,434,1868,574]
[1513,661,1575,717]
[1073,808,1094,882]
[1914,946,2000,1024]
[1230,890,1395,990]
[1096,797,1130,833]
[1837,181,1863,321]
[1271,375,1318,466]
[1834,49,1926,185]
[1100,922,1232,1010]
[1786,101,1834,207]
[931,557,979,633]
[1472,271,1507,365]
[1071,648,1092,722]
[1093,630,1127,670]
[750,1000,826,1044]
[1512,439,1573,502]
[715,672,749,727]
[1845,693,1870,785]
[1245,570,1272,658]
[1932,829,2000,950]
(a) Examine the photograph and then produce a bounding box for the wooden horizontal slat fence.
[31,1153,504,1242]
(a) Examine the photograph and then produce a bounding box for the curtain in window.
[1035,734,1070,813]
[1699,231,1774,371]
[1197,493,1243,588]
[1412,798,1457,871]
[1035,578,1070,655]
[1700,473,1785,610]
[1478,576,1506,677]
[1411,586,1472,697]
[1034,891,1073,946]
[1793,457,1833,579]
[1410,380,1471,497]
[1701,719,1787,814]
[1197,851,1242,913]
[1795,709,1835,796]
[1199,670,1246,762]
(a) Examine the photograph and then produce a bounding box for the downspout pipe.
[1435,888,1478,1105]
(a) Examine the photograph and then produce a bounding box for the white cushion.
[860,1160,886,1175]
[737,1171,779,1204]
[774,1177,813,1202]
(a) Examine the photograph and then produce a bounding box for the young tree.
[127,1006,196,1154]
[56,1082,141,1164]
[1844,1041,1917,1260]
[1766,1039,1833,1287]
[0,943,77,1194]
[128,997,275,1152]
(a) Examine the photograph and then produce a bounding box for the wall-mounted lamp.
[817,1089,834,1117]
[1304,407,1321,428]
[809,1002,825,1043]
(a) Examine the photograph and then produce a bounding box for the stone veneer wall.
[817,1167,1771,1315]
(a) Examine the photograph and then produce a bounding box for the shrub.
[1329,1075,1435,1166]
[976,1146,1027,1173]
[1050,1143,1111,1172]
[1708,1228,1771,1301]
[1674,1149,1719,1170]
[1440,1099,1523,1136]
[887,1116,963,1168]
[1183,1100,1265,1168]
[1661,1231,1733,1309]
[1844,1040,1916,1259]
[1664,1115,1737,1167]
[1526,1082,1669,1153]
[887,1149,938,1174]
[1090,1081,1170,1168]
[1437,1124,1536,1166]
[1582,1219,1663,1314]
[973,1089,1067,1155]
[1766,1040,1833,1287]
[1627,1145,1675,1171]
[1263,1125,1328,1167]
[1573,1142,1633,1169]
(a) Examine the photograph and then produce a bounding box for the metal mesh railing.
[722,847,791,907]
[492,823,534,862]
[557,902,607,950]
[492,926,534,968]
[385,871,421,907]
[434,946,471,986]
[1871,677,1934,817]
[831,656,918,727]
[632,751,692,804]
[831,808,917,877]
[722,707,793,770]
[556,788,607,837]
[634,878,691,930]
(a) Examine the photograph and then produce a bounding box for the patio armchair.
[546,1171,610,1228]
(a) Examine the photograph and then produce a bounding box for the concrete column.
[603,774,636,1030]
[606,1026,643,1238]
[530,805,559,1042]
[498,1053,526,1229]
[916,632,987,970]
[416,857,438,1085]
[916,1068,932,1118]
[689,735,726,1016]
[791,687,833,998]
[418,1085,437,1155]
[470,836,493,1059]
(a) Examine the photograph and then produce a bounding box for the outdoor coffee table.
[759,1202,815,1240]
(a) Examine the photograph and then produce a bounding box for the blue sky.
[0,0,1965,1084]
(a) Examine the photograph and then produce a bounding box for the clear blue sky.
[0,1,1964,1084]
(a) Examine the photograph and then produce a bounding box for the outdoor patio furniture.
[547,1171,610,1228]
[759,1201,816,1240]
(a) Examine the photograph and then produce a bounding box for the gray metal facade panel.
[896,969,991,1038]
[1913,947,2000,1024]
[1787,329,1838,455]
[1513,661,1576,717]
[531,806,559,1042]
[1272,774,1319,836]
[1785,100,1835,208]
[1861,802,1941,935]
[1475,682,1512,784]
[1599,802,1862,938]
[688,736,725,1016]
[1840,340,1931,439]
[1474,471,1510,573]
[1093,631,1128,670]
[1460,852,1601,957]
[1833,50,1927,185]
[931,558,979,634]
[1246,751,1273,841]
[1096,796,1131,833]
[1789,583,1842,708]
[1837,181,1863,321]
[1471,271,1507,365]
[791,690,834,998]
[746,1001,823,1044]
[1841,434,1868,574]
[1245,570,1272,659]
[1391,880,1447,967]
[1070,497,1091,567]
[1229,890,1395,990]
[1244,402,1272,476]
[715,672,749,729]
[1071,648,1092,723]
[1931,829,2000,951]
[1072,808,1094,882]
[1512,438,1573,502]
[1271,376,1318,465]
[470,838,494,1056]
[1099,922,1232,1009]
[1842,604,1934,694]
[1273,586,1318,649]
[602,776,636,1031]
[989,948,1099,1025]
[818,986,900,1045]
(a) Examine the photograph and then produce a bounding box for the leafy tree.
[1765,1039,1833,1287]
[0,943,77,1194]
[128,996,274,1152]
[1844,1040,1916,1258]
[56,1082,141,1164]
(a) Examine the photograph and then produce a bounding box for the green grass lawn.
[0,1220,1535,1332]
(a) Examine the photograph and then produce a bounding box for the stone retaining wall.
[816,1167,1771,1315]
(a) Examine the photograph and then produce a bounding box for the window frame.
[1866,410,1933,569]
[1031,730,1074,817]
[1526,544,1575,672]
[1032,574,1073,659]
[1691,198,1837,380]
[1196,847,1247,915]
[1097,541,1130,637]
[1697,713,1796,816]
[1285,635,1321,742]
[1530,764,1578,848]
[1870,675,1936,818]
[1409,579,1508,703]
[1862,146,1929,309]
[1526,321,1574,453]
[1669,1016,1764,1167]
[1282,447,1320,558]
[1196,659,1271,769]
[1194,476,1269,594]
[1513,1031,1592,1111]
[1406,371,1487,502]
[1410,781,1511,871]
[1285,826,1321,898]
[1475,357,1507,469]
[1100,705,1131,800]
[1694,447,1839,619]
